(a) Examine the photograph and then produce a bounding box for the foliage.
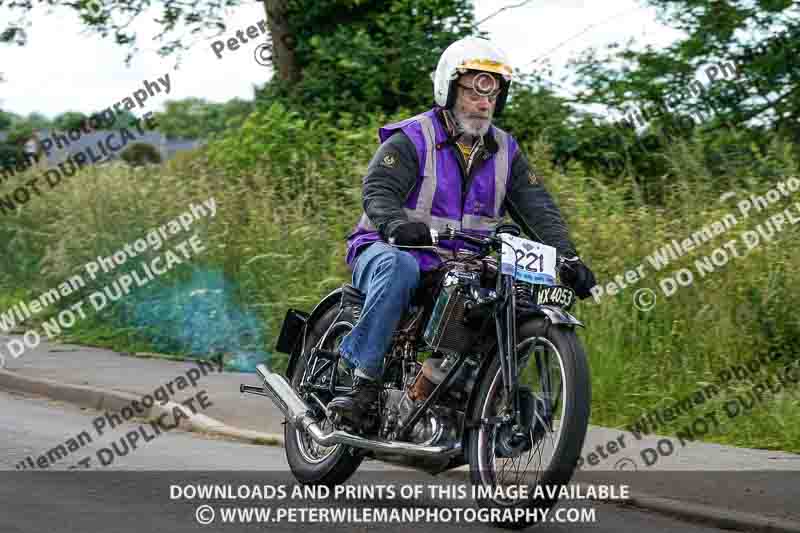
[21,112,51,130]
[153,97,254,140]
[571,1,799,128]
[52,111,88,131]
[559,0,799,189]
[1,121,798,449]
[0,142,19,170]
[101,109,139,129]
[259,0,478,121]
[1,0,799,452]
[0,110,13,130]
[0,111,50,174]
[0,118,37,171]
[1,0,477,123]
[120,142,163,166]
[205,100,382,209]
[498,77,577,162]
[0,0,240,62]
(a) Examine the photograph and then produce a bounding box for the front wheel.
[468,317,591,529]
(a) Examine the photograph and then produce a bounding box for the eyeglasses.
[457,83,502,102]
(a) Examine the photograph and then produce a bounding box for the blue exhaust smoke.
[116,267,270,372]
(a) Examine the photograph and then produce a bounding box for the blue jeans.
[338,242,421,380]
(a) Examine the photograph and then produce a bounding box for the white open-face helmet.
[432,36,514,115]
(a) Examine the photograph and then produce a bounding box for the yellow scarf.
[456,141,473,161]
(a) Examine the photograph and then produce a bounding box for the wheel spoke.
[477,336,568,505]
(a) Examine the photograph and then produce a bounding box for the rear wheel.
[468,318,591,529]
[284,305,363,486]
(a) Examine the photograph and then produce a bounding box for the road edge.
[2,368,798,533]
[440,468,800,533]
[616,492,800,533]
[0,368,285,447]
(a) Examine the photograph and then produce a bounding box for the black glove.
[388,221,433,246]
[559,256,597,300]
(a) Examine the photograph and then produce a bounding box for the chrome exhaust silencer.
[255,364,461,458]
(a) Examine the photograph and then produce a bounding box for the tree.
[0,110,13,130]
[152,97,254,139]
[104,109,140,129]
[537,0,800,195]
[2,0,478,120]
[0,109,50,171]
[570,1,799,136]
[498,74,580,165]
[52,111,89,131]
[259,0,478,120]
[21,112,51,130]
[0,0,241,63]
[120,143,163,166]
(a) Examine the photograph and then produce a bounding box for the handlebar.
[431,226,502,249]
[390,224,570,268]
[388,225,511,257]
[388,225,500,250]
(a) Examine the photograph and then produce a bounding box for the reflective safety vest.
[345,108,519,271]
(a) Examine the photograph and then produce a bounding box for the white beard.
[452,106,492,138]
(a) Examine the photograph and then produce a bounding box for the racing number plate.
[500,235,557,285]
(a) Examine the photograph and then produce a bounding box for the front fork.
[495,272,523,432]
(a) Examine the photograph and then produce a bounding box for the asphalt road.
[0,389,731,533]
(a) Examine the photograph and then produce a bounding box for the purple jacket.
[346,108,519,271]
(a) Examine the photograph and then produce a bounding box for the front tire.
[467,317,591,529]
[284,305,364,486]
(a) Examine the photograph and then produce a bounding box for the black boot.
[327,375,381,427]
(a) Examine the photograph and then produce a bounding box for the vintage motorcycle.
[243,223,591,528]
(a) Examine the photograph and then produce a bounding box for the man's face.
[452,71,500,137]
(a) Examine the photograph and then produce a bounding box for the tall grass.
[0,107,797,451]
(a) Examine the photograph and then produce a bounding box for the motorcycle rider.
[327,36,597,427]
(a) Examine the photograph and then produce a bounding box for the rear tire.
[284,305,364,486]
[467,318,591,529]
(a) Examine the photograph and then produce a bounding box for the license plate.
[535,285,575,309]
[500,235,557,285]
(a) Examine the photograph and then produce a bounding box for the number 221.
[515,250,544,272]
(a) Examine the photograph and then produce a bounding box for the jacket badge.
[381,154,397,168]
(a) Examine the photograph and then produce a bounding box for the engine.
[422,264,497,355]
[377,261,494,445]
[380,388,462,446]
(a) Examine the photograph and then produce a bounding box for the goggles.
[456,72,503,102]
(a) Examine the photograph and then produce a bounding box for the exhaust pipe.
[256,364,461,458]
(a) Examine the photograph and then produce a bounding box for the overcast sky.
[0,0,683,121]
